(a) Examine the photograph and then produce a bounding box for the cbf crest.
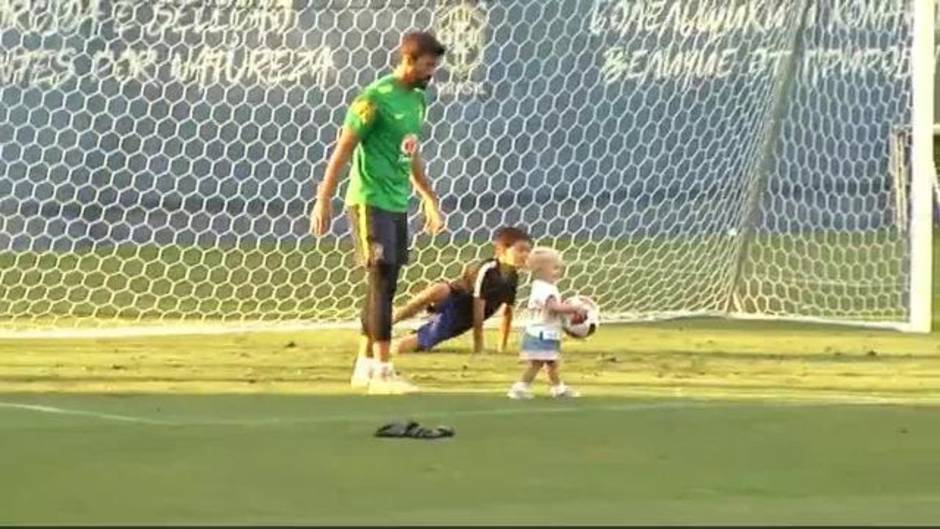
[434,1,488,97]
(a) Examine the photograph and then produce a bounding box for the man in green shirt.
[311,31,446,395]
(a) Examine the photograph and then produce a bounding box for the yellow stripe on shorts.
[357,205,371,264]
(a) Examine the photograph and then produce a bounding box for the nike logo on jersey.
[394,113,405,120]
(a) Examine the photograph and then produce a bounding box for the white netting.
[0,0,924,334]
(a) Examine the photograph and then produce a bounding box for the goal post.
[908,0,935,333]
[0,0,934,336]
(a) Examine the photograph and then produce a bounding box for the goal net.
[0,0,933,336]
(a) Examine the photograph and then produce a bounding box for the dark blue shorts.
[415,291,473,351]
[347,204,409,268]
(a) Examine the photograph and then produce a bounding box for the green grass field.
[0,233,938,524]
[3,395,940,524]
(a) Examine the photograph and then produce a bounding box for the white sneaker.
[350,356,373,389]
[507,383,534,400]
[550,384,581,398]
[368,371,420,395]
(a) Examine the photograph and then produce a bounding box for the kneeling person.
[392,227,532,355]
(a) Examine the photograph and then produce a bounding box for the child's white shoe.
[507,382,534,400]
[550,384,581,398]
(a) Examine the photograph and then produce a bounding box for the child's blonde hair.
[526,246,562,274]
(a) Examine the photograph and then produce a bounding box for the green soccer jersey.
[343,74,427,213]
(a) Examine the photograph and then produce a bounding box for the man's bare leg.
[392,282,451,324]
[374,340,391,363]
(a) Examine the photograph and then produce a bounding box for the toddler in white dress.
[508,247,587,399]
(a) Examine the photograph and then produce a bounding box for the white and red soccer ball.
[562,295,600,339]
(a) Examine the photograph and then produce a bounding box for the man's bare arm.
[410,151,445,235]
[311,127,360,236]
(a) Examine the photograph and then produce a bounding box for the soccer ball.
[562,295,600,339]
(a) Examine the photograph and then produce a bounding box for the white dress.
[520,279,563,361]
